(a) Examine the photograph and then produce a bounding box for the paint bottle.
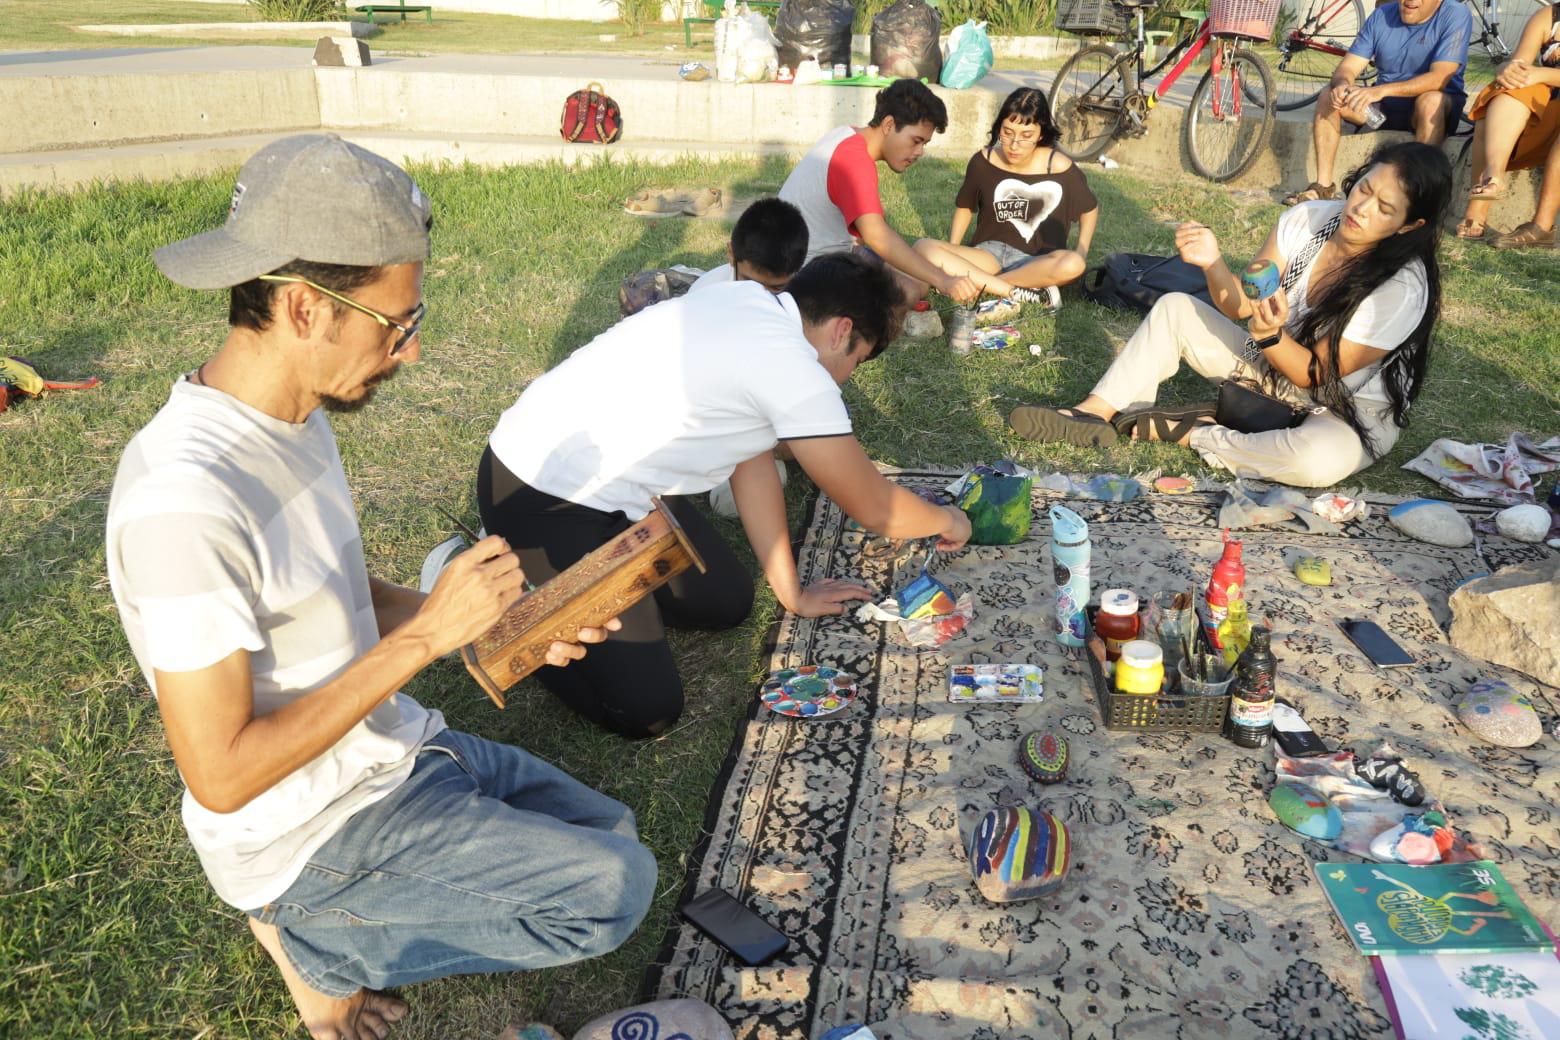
[1049,505,1090,647]
[1204,530,1244,650]
[1224,625,1276,747]
[1096,589,1141,661]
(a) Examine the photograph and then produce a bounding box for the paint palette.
[760,665,859,719]
[948,663,1044,703]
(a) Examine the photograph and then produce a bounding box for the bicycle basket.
[1207,0,1281,40]
[1057,0,1130,36]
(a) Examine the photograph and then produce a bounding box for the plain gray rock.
[1449,557,1560,688]
[1388,499,1473,547]
[1495,504,1552,543]
[313,36,371,67]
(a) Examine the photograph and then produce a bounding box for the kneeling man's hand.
[936,505,972,552]
[792,578,875,618]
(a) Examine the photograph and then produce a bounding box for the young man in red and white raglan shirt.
[780,79,1015,307]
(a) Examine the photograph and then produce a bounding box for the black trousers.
[476,446,754,738]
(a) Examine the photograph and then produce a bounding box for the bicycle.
[1050,0,1280,182]
[1272,0,1542,112]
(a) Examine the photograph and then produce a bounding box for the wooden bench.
[683,0,780,48]
[354,3,433,24]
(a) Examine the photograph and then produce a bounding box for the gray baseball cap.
[154,133,432,290]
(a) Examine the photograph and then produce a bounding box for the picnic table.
[683,0,780,47]
[354,3,433,23]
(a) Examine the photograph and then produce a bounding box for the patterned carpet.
[647,472,1558,1039]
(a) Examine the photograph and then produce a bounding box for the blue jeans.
[246,729,655,997]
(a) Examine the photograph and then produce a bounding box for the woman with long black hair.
[1009,141,1452,488]
[914,86,1100,309]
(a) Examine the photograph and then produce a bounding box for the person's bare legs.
[1533,131,1560,232]
[911,239,1015,297]
[1003,250,1087,289]
[1462,93,1531,230]
[249,917,408,1040]
[1411,89,1452,146]
[1312,85,1352,191]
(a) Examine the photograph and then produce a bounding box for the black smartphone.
[679,888,789,966]
[1272,701,1330,757]
[1337,618,1415,669]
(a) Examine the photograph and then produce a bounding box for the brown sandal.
[1490,221,1556,250]
[1454,219,1489,240]
[1468,178,1510,202]
[1282,181,1339,206]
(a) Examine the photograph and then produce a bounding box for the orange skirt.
[1468,82,1560,171]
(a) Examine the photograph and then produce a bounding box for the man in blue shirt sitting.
[1284,0,1472,203]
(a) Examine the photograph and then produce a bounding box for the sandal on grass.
[1490,220,1556,250]
[1454,219,1489,240]
[682,187,723,216]
[1111,403,1216,442]
[1282,181,1339,206]
[1008,405,1119,447]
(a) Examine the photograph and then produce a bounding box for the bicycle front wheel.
[1184,45,1276,182]
[1273,0,1366,111]
[1051,43,1129,162]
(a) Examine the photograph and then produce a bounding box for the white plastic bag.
[736,36,779,82]
[792,56,824,84]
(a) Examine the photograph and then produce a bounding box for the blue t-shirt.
[1348,0,1472,95]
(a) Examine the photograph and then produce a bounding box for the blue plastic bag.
[940,20,993,89]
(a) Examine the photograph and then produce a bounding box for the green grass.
[0,0,703,55]
[1,154,1555,1038]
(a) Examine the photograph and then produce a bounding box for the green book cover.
[1315,861,1555,956]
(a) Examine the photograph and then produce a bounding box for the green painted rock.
[1268,783,1342,840]
[1293,555,1332,586]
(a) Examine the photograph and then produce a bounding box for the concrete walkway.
[0,44,1538,225]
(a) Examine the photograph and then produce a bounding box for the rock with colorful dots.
[1458,678,1543,747]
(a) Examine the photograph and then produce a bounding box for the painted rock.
[1388,500,1473,547]
[1267,783,1343,840]
[1018,730,1069,784]
[1458,678,1543,748]
[1495,504,1551,543]
[571,999,734,1040]
[969,805,1071,903]
[1368,812,1452,865]
[1293,555,1333,586]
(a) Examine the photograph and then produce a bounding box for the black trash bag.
[870,0,941,81]
[775,0,855,71]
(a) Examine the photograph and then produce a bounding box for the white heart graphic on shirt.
[993,178,1063,244]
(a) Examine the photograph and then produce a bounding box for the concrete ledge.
[78,20,379,39]
[0,131,803,197]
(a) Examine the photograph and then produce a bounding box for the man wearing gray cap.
[105,134,651,1040]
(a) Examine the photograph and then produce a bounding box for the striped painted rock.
[968,804,1071,903]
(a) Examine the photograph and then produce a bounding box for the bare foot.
[249,917,408,1040]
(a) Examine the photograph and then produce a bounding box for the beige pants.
[1091,293,1400,488]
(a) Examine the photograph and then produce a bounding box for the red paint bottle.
[1205,531,1245,650]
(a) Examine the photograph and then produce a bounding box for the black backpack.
[1083,252,1212,313]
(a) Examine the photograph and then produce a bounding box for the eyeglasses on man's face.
[260,274,426,356]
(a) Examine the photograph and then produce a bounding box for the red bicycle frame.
[1146,19,1243,121]
[1284,0,1359,57]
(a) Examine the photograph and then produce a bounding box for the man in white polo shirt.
[107,134,643,1040]
[477,251,973,740]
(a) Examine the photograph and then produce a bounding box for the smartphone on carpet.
[1272,701,1330,757]
[1336,618,1415,669]
[680,888,789,966]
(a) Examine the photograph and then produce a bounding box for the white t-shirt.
[489,280,851,520]
[106,379,444,910]
[688,263,734,293]
[1277,201,1428,405]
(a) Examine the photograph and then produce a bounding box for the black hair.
[868,78,948,135]
[730,198,809,278]
[1273,140,1451,459]
[786,251,905,361]
[229,260,382,332]
[987,87,1059,149]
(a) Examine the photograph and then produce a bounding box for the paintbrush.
[435,504,482,544]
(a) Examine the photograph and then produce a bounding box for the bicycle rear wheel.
[1273,0,1366,111]
[1184,44,1275,182]
[1051,43,1129,162]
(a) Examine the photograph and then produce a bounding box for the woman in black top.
[914,87,1100,307]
